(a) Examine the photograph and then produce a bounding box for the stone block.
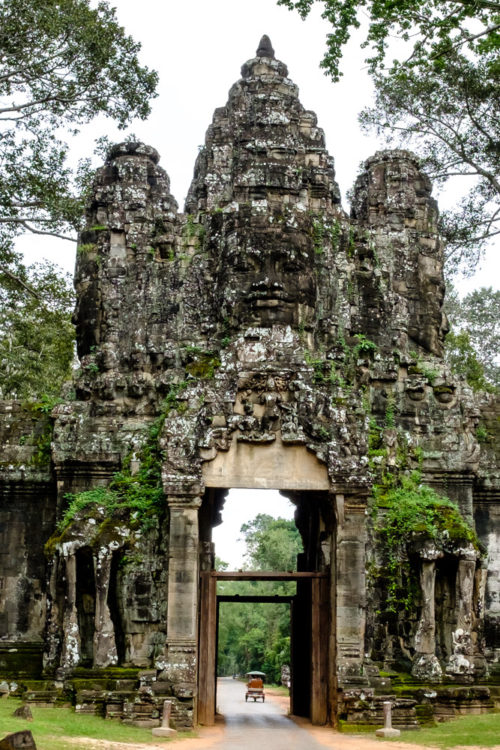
[375,727,401,738]
[0,731,37,750]
[152,727,177,738]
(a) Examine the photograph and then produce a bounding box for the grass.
[396,711,500,748]
[265,685,290,696]
[0,698,193,750]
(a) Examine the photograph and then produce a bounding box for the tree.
[444,285,499,389]
[278,0,500,274]
[0,260,75,400]
[0,0,158,278]
[359,55,499,272]
[217,514,303,682]
[0,0,158,400]
[277,1,500,80]
[240,514,303,571]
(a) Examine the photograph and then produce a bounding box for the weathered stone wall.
[474,393,500,673]
[0,402,55,677]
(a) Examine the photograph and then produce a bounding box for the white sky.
[17,1,498,555]
[212,489,295,569]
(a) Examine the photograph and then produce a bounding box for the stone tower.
[0,37,498,729]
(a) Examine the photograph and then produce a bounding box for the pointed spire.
[256,35,275,59]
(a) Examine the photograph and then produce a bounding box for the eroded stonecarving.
[0,36,498,730]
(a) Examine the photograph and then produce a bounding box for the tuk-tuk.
[245,670,265,702]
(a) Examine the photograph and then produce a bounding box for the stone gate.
[0,37,499,729]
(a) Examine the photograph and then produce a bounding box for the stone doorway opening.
[197,487,334,726]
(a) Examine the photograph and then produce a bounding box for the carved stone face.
[409,255,449,356]
[216,228,316,329]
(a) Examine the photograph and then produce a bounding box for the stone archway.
[162,438,368,727]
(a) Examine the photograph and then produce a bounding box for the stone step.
[24,690,61,704]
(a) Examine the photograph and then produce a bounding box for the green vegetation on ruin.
[56,347,221,539]
[58,399,172,535]
[76,243,96,254]
[15,396,64,469]
[371,471,482,614]
[183,214,206,248]
[304,333,376,390]
[183,346,221,379]
[311,216,343,256]
[408,351,439,385]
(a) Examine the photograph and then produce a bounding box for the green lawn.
[396,712,500,748]
[0,698,192,750]
[265,685,290,696]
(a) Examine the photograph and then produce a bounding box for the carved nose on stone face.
[252,278,271,293]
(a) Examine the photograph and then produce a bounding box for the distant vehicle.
[245,670,265,703]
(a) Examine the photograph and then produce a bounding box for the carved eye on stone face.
[226,255,250,274]
[232,258,250,273]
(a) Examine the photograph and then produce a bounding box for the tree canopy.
[444,285,499,390]
[0,0,158,400]
[277,0,500,79]
[0,261,74,400]
[240,513,303,571]
[0,0,157,273]
[278,0,500,274]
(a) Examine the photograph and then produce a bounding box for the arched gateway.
[0,37,498,730]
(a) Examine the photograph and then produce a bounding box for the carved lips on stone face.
[217,227,316,329]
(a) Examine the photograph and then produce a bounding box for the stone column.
[93,545,118,667]
[412,557,442,681]
[336,494,368,686]
[60,554,81,671]
[158,496,201,703]
[446,550,476,678]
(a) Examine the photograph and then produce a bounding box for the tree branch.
[19,221,77,242]
[441,0,500,10]
[0,264,41,300]
[429,23,500,60]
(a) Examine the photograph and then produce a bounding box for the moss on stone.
[371,472,481,614]
[185,352,221,379]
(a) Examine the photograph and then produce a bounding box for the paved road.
[213,677,326,750]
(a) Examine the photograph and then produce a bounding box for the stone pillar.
[152,700,177,738]
[93,546,118,668]
[412,557,442,681]
[158,496,201,705]
[375,701,401,738]
[446,551,476,678]
[336,494,368,686]
[60,554,81,671]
